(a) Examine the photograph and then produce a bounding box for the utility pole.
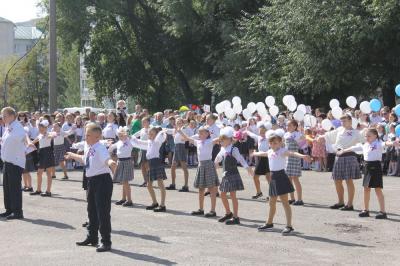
[49,0,57,112]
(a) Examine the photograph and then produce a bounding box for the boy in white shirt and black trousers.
[66,123,117,252]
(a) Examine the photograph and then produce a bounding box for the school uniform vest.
[223,147,239,176]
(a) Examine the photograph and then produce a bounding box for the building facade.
[0,17,15,59]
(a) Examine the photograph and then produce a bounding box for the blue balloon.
[396,125,400,137]
[396,84,400,97]
[369,99,381,112]
[395,105,400,116]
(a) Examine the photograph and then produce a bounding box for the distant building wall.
[0,19,15,59]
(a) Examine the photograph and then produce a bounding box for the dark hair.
[317,113,327,119]
[367,128,379,139]
[340,114,352,121]
[150,126,162,135]
[43,114,52,125]
[288,119,298,130]
[389,112,398,122]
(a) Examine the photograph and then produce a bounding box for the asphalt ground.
[0,167,399,265]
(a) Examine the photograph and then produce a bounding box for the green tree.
[55,0,267,111]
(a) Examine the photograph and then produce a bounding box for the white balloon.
[247,102,256,114]
[297,104,307,114]
[310,116,317,127]
[265,96,275,107]
[346,96,357,109]
[321,119,333,131]
[331,106,343,120]
[215,103,224,114]
[224,107,236,120]
[275,128,285,137]
[242,109,252,120]
[266,129,275,139]
[262,114,272,122]
[304,115,317,127]
[232,96,241,105]
[329,99,340,109]
[293,110,305,121]
[352,117,358,129]
[264,121,272,130]
[222,100,231,110]
[256,102,266,112]
[282,95,290,106]
[269,105,279,117]
[258,107,267,116]
[287,101,297,112]
[360,101,371,114]
[283,95,295,107]
[233,104,242,114]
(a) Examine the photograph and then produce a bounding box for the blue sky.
[0,0,44,23]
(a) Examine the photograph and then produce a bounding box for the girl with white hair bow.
[108,126,134,207]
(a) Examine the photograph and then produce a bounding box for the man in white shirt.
[0,107,27,220]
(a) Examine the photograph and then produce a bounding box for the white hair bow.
[40,120,49,127]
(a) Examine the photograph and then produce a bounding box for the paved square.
[0,168,399,265]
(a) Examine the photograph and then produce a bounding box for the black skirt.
[24,153,37,173]
[38,146,56,169]
[363,161,383,188]
[255,157,270,175]
[269,170,294,197]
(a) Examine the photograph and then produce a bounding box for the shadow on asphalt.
[112,230,168,244]
[22,218,75,230]
[110,249,176,265]
[289,232,373,248]
[51,195,87,203]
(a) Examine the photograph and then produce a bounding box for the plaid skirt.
[148,158,167,182]
[173,143,188,162]
[24,153,37,173]
[219,172,244,192]
[286,156,302,177]
[255,157,270,175]
[269,170,294,197]
[332,153,361,180]
[194,160,219,189]
[53,144,66,165]
[38,147,56,169]
[363,161,383,188]
[114,158,134,182]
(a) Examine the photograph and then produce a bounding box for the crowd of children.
[1,100,394,252]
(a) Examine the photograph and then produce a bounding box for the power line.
[2,18,49,106]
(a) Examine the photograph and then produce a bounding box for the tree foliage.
[55,0,400,110]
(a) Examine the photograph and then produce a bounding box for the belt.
[118,157,131,161]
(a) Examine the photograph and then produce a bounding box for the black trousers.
[3,162,23,214]
[87,173,113,245]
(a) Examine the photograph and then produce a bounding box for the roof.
[15,26,42,40]
[0,17,14,24]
